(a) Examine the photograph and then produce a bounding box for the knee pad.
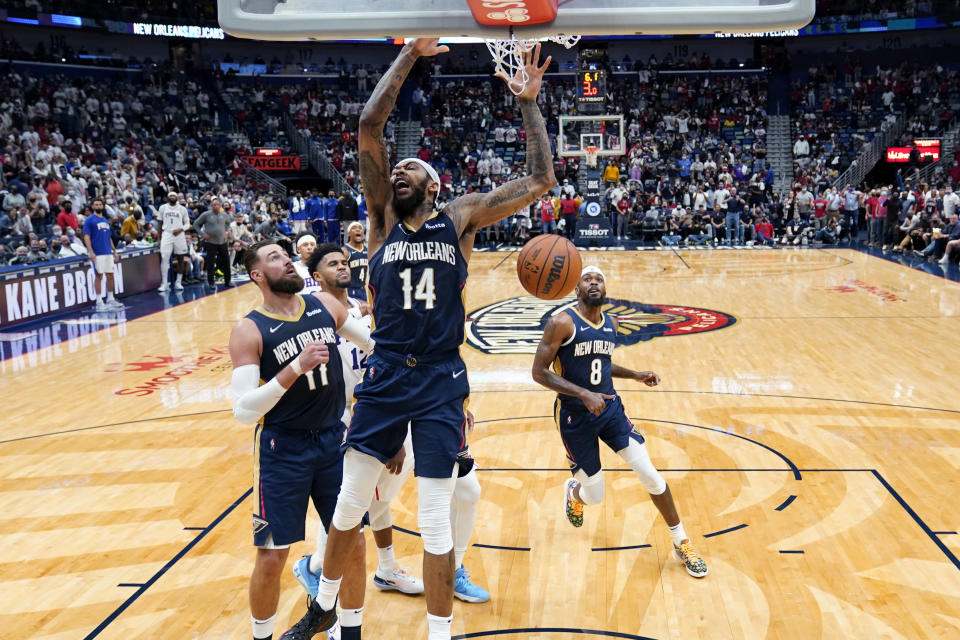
[618,439,667,495]
[417,476,456,555]
[453,468,481,507]
[574,469,605,505]
[332,449,384,532]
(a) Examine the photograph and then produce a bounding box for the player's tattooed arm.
[518,96,553,182]
[448,43,557,238]
[360,39,447,249]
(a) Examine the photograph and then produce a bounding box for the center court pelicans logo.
[466,296,736,355]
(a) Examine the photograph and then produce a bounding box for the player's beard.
[324,275,350,290]
[581,288,606,308]
[392,181,427,219]
[265,271,305,294]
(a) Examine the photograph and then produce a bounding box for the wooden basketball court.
[2,248,958,639]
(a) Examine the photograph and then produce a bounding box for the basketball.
[516,235,582,300]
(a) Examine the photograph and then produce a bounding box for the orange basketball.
[516,234,582,300]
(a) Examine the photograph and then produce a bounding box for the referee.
[194,197,233,288]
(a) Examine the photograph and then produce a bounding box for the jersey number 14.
[399,267,436,310]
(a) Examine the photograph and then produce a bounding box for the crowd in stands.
[4,28,960,273]
[5,0,217,24]
[0,64,297,268]
[790,61,960,194]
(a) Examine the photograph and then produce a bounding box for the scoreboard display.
[578,69,605,104]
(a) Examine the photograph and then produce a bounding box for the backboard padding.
[219,0,815,41]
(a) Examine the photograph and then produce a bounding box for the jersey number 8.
[590,359,602,386]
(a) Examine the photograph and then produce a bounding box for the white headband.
[581,266,606,281]
[346,221,364,233]
[296,234,317,249]
[396,157,440,186]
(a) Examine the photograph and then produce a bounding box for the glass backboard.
[219,0,815,41]
[558,115,625,158]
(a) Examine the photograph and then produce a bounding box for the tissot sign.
[242,155,301,171]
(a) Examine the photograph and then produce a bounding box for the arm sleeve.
[336,314,375,354]
[231,364,287,425]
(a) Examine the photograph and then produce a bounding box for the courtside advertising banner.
[0,249,161,328]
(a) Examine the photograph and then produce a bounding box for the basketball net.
[584,146,599,168]
[485,34,580,96]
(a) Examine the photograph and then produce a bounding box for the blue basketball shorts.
[252,424,344,547]
[347,348,469,478]
[554,395,645,477]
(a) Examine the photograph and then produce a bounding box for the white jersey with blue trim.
[293,261,324,295]
[338,297,370,423]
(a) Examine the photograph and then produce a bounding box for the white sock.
[426,612,453,640]
[309,525,328,574]
[668,522,688,546]
[251,614,276,639]
[376,543,396,576]
[106,291,116,302]
[176,273,183,284]
[340,607,363,627]
[95,294,103,303]
[316,574,341,611]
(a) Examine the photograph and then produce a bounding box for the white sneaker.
[158,283,169,292]
[94,299,109,312]
[174,281,184,291]
[372,566,424,594]
[939,256,950,264]
[106,299,124,309]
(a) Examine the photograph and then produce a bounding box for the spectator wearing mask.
[842,186,862,240]
[57,201,79,231]
[537,195,557,235]
[7,245,33,266]
[3,188,26,213]
[724,187,746,245]
[882,192,902,250]
[0,208,12,236]
[56,234,86,258]
[559,193,579,240]
[755,216,775,245]
[322,189,340,244]
[289,191,309,233]
[120,207,145,238]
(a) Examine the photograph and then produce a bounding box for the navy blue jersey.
[345,244,368,289]
[247,294,344,431]
[368,211,467,354]
[554,308,617,410]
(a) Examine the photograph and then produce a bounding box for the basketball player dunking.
[292,244,425,619]
[531,266,708,579]
[295,39,558,640]
[228,240,376,640]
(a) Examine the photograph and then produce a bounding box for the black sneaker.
[278,598,337,639]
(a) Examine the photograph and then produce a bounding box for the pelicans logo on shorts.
[465,296,736,354]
